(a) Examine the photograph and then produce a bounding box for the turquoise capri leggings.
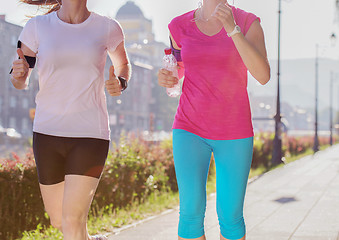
[172,129,253,239]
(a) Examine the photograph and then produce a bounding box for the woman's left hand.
[212,2,236,34]
[105,66,122,97]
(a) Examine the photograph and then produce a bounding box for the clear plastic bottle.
[162,48,180,97]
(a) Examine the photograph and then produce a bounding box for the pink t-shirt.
[168,7,260,140]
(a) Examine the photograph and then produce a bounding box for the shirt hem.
[32,128,110,141]
[172,125,254,141]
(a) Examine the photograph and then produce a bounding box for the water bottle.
[162,48,180,97]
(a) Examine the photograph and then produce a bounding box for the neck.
[57,0,90,24]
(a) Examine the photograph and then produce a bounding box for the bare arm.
[106,41,131,97]
[231,20,270,85]
[213,3,271,85]
[108,41,131,81]
[10,43,36,90]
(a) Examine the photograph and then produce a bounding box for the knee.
[218,215,246,240]
[50,217,62,231]
[178,203,206,239]
[179,197,206,225]
[62,213,87,230]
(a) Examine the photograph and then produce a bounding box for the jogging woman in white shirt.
[10,0,131,239]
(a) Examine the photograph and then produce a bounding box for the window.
[22,118,29,132]
[22,98,29,109]
[10,96,16,108]
[11,35,17,46]
[9,117,16,129]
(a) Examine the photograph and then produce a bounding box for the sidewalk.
[108,144,339,240]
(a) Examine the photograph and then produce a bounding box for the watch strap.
[118,76,128,91]
[227,25,241,37]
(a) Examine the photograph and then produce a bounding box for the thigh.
[65,138,109,179]
[33,132,66,185]
[211,137,253,218]
[62,175,100,220]
[39,182,64,226]
[172,129,212,211]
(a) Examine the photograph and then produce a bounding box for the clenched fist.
[105,66,122,97]
[212,1,236,34]
[11,48,29,83]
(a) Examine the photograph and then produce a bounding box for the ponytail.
[20,0,62,14]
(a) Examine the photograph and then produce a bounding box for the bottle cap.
[164,48,172,55]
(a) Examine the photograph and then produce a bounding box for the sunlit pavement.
[108,144,339,240]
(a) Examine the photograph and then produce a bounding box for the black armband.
[9,41,36,74]
[118,76,128,91]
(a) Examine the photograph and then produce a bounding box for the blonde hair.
[20,0,62,14]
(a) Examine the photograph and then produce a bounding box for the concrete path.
[108,144,339,240]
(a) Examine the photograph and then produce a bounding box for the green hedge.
[0,136,177,240]
[0,151,48,240]
[251,133,332,169]
[0,133,336,239]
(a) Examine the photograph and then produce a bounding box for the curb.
[107,175,263,238]
[106,151,322,237]
[107,208,178,237]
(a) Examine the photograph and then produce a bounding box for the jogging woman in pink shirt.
[10,0,130,239]
[158,0,270,239]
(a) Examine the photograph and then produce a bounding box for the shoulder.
[169,10,194,28]
[35,12,55,24]
[91,12,120,25]
[23,12,57,29]
[233,7,259,21]
[232,7,260,34]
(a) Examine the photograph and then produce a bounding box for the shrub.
[0,135,176,240]
[0,132,334,239]
[0,151,48,240]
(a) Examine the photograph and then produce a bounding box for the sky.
[1,0,339,60]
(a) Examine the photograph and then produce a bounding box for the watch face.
[235,25,241,33]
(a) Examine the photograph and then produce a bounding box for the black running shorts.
[33,132,110,185]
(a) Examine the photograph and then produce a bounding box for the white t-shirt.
[19,11,124,140]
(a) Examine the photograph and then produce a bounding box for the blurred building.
[0,15,39,137]
[107,1,174,141]
[0,1,176,141]
[250,95,315,134]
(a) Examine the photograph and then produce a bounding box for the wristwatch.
[118,76,128,91]
[227,25,241,37]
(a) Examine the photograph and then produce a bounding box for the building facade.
[109,1,175,140]
[0,1,175,141]
[0,15,39,137]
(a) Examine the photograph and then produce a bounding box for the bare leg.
[62,175,100,240]
[179,236,206,240]
[220,233,245,240]
[39,182,64,231]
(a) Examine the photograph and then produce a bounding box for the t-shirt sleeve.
[243,12,260,35]
[168,17,182,48]
[18,17,39,53]
[107,19,124,52]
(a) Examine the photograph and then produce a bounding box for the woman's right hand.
[157,69,179,88]
[11,48,29,83]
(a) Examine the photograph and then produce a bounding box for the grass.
[18,145,332,239]
[19,174,217,239]
[19,190,180,239]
